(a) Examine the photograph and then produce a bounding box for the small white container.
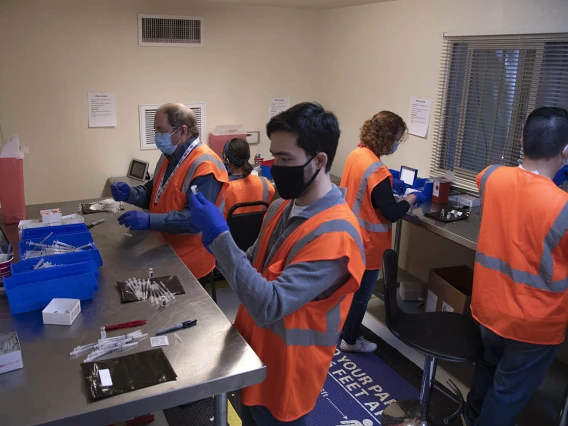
[0,332,23,375]
[42,298,81,326]
[40,208,63,223]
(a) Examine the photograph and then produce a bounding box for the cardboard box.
[42,298,81,326]
[40,208,62,223]
[425,266,473,315]
[0,332,23,375]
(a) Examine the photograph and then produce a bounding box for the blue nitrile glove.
[406,189,425,207]
[188,192,229,248]
[117,211,150,230]
[553,164,568,186]
[392,178,407,196]
[111,182,130,202]
[413,191,426,206]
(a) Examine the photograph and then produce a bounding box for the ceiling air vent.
[138,14,203,47]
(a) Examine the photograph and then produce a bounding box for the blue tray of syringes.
[19,231,103,267]
[4,262,98,315]
[11,251,100,279]
[21,223,89,240]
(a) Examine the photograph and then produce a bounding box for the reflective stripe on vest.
[476,251,567,292]
[263,296,345,346]
[541,201,568,284]
[352,161,392,233]
[257,198,286,238]
[285,219,365,267]
[153,155,166,180]
[478,166,568,292]
[479,164,501,201]
[181,154,227,194]
[261,177,269,202]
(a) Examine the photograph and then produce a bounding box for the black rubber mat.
[163,392,242,426]
[163,327,463,426]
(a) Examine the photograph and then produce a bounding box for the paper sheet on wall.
[88,92,117,128]
[269,97,290,119]
[408,96,432,138]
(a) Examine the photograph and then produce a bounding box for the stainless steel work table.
[393,200,481,253]
[0,201,266,426]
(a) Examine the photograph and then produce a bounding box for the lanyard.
[154,138,201,205]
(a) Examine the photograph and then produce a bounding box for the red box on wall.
[208,133,248,159]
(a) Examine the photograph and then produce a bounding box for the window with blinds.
[431,33,568,192]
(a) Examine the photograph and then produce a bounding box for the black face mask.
[271,156,321,200]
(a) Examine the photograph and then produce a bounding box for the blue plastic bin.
[413,178,427,189]
[19,232,102,267]
[4,262,98,315]
[11,251,100,279]
[21,223,88,240]
[389,169,401,180]
[422,181,434,199]
[260,160,274,180]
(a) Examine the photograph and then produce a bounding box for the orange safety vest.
[234,200,365,422]
[149,144,229,279]
[223,174,275,217]
[472,165,568,345]
[341,146,392,270]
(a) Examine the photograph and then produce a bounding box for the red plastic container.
[0,158,26,224]
[208,133,248,159]
[0,255,14,282]
[432,180,451,204]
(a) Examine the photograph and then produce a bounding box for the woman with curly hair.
[340,111,425,353]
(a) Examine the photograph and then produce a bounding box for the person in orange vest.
[465,106,568,426]
[222,137,275,217]
[187,102,366,425]
[110,103,229,280]
[340,111,424,353]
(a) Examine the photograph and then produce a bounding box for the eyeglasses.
[153,126,180,135]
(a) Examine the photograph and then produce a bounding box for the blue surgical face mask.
[390,141,399,154]
[155,127,180,155]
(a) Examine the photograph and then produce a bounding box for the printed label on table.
[425,290,438,312]
[442,301,454,312]
[99,369,113,387]
[150,336,169,347]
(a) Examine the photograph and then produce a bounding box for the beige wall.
[0,0,320,204]
[319,0,568,278]
[2,0,567,277]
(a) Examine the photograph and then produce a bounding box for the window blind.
[431,33,568,193]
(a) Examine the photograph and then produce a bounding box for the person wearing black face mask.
[186,102,366,425]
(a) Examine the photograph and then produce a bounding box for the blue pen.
[155,319,197,335]
[6,242,12,257]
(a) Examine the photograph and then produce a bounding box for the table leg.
[214,392,228,426]
[394,219,403,253]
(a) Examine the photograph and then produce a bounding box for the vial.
[149,268,154,278]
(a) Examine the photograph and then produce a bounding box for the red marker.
[103,320,146,331]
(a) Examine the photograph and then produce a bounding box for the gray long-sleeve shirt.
[127,136,223,234]
[210,185,365,327]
